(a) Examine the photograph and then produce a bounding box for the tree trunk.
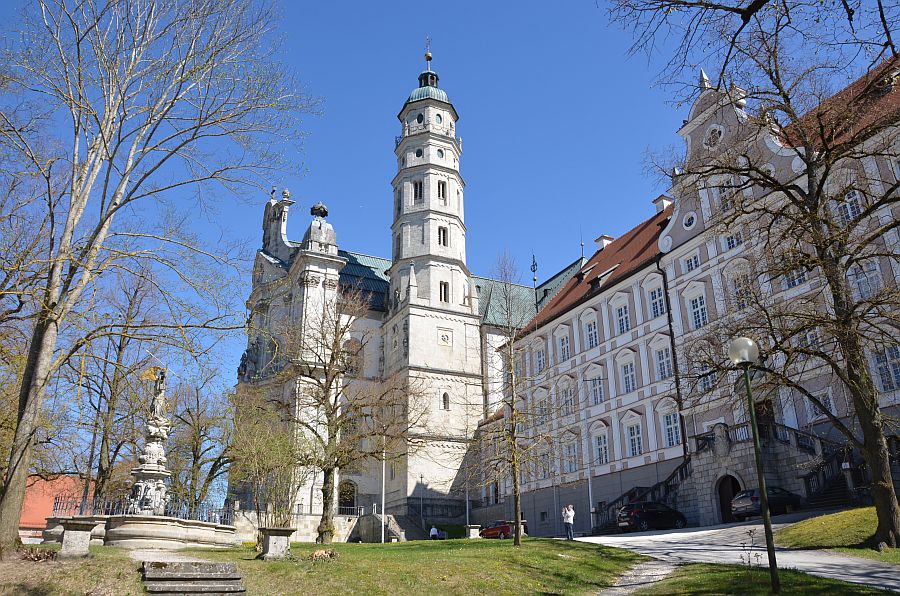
[0,317,59,553]
[511,454,523,546]
[317,467,336,544]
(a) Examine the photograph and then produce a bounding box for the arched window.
[442,392,450,410]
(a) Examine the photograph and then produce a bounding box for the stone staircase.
[391,515,429,541]
[141,561,246,595]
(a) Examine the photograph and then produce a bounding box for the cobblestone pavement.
[597,560,678,595]
[581,513,900,593]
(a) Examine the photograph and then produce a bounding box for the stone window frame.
[621,410,645,458]
[589,420,610,465]
[561,431,580,474]
[682,249,702,275]
[683,281,710,331]
[649,334,674,381]
[610,292,632,335]
[553,324,572,363]
[655,397,682,448]
[579,308,600,350]
[583,362,606,405]
[557,375,578,416]
[615,349,638,395]
[805,387,838,424]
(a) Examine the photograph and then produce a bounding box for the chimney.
[594,234,614,250]
[653,195,673,213]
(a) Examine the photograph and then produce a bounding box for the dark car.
[617,501,687,532]
[731,486,805,520]
[479,520,528,539]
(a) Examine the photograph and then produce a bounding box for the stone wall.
[231,509,359,543]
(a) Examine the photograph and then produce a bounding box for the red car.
[479,520,528,539]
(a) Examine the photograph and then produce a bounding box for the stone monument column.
[129,367,172,515]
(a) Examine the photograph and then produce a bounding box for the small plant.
[738,528,763,585]
[20,547,57,562]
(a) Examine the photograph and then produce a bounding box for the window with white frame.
[794,328,821,360]
[534,347,546,374]
[655,346,674,380]
[683,253,700,273]
[437,226,449,247]
[616,304,631,334]
[587,376,605,405]
[698,365,716,392]
[689,294,709,329]
[848,261,882,300]
[806,390,837,421]
[560,384,577,416]
[874,346,900,391]
[731,273,752,311]
[563,441,578,473]
[621,361,637,393]
[585,320,599,349]
[783,263,808,289]
[594,433,609,465]
[558,335,570,362]
[626,422,644,457]
[413,180,424,205]
[724,230,744,251]
[663,411,682,447]
[437,180,447,204]
[536,398,548,418]
[649,287,667,319]
[537,453,550,479]
[835,189,862,226]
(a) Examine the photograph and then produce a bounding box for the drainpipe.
[656,255,689,460]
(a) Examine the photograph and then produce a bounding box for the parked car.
[731,486,805,520]
[616,501,687,532]
[479,520,528,539]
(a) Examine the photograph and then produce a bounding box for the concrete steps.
[141,561,246,595]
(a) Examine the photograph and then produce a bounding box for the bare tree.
[471,252,557,546]
[248,285,428,543]
[610,0,900,546]
[166,374,231,510]
[0,0,311,550]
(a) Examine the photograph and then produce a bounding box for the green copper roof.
[406,85,450,104]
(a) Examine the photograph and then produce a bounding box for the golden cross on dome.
[424,35,432,66]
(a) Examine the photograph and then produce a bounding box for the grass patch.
[636,563,889,595]
[0,544,142,595]
[776,507,899,565]
[186,538,644,595]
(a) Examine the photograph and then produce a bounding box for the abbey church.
[237,53,900,538]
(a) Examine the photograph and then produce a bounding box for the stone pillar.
[465,524,481,538]
[59,519,100,558]
[258,527,295,560]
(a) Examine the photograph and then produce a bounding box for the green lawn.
[0,544,143,595]
[636,563,889,595]
[187,538,644,595]
[776,507,900,565]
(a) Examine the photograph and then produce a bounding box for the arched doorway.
[716,475,741,523]
[338,480,357,511]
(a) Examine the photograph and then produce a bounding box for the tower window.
[436,113,443,125]
[442,392,450,410]
[439,281,450,303]
[438,181,447,204]
[395,190,402,215]
[415,148,423,158]
[416,113,424,124]
[438,226,449,247]
[413,181,424,205]
[437,148,444,159]
[394,234,401,260]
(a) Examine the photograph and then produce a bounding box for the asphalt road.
[579,512,900,592]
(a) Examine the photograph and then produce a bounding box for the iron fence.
[50,494,234,525]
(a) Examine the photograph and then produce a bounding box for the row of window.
[393,224,454,259]
[395,180,460,214]
[524,412,683,480]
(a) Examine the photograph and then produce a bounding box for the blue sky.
[1,1,690,376]
[263,1,684,278]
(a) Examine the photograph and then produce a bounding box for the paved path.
[580,513,899,592]
[597,560,677,595]
[127,549,210,563]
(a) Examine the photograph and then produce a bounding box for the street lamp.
[728,337,780,594]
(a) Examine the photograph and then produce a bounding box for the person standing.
[430,525,439,540]
[562,505,575,540]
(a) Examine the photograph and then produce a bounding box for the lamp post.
[728,337,780,594]
[381,433,386,544]
[419,474,424,530]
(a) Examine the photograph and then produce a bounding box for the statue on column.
[129,366,172,516]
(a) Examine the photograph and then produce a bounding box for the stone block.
[258,527,294,560]
[465,524,481,538]
[59,518,100,558]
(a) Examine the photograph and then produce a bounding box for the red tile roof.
[524,204,673,334]
[783,56,900,149]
